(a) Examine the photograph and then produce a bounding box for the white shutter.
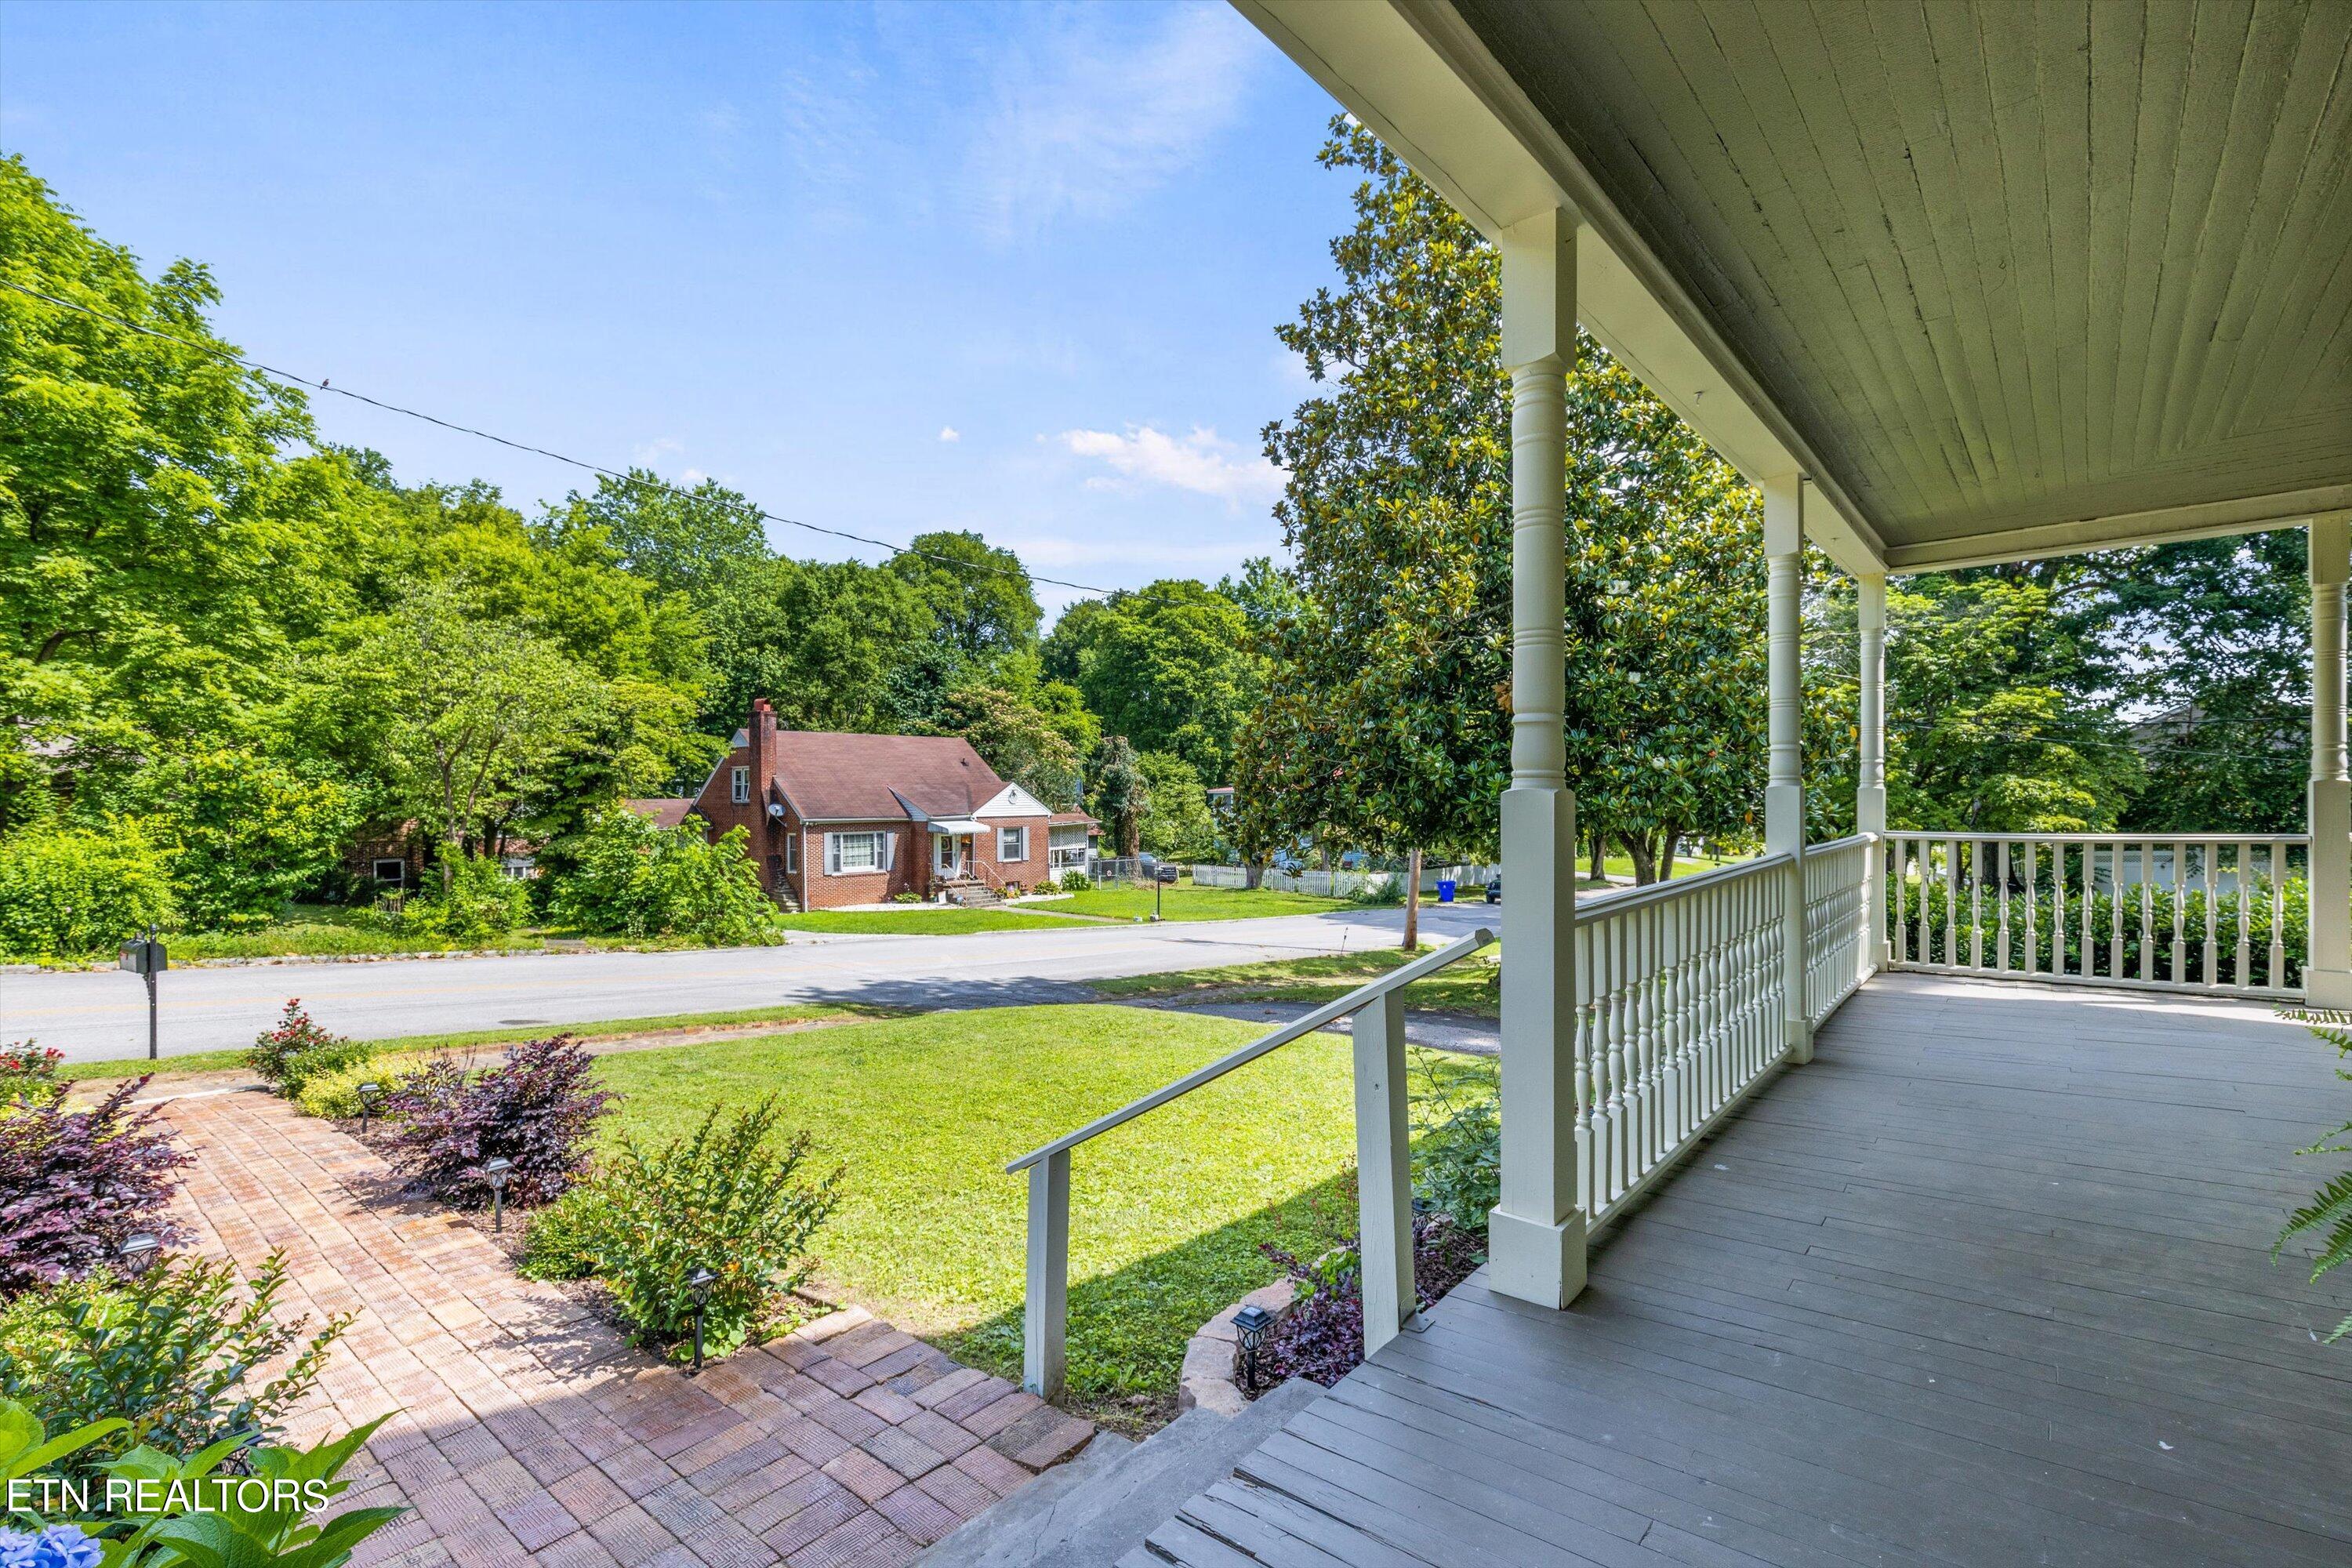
[880,831,898,871]
[825,833,841,876]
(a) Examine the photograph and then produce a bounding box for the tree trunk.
[1621,831,1658,886]
[1244,860,1264,890]
[1658,822,1681,882]
[1403,848,1421,951]
[1588,832,1606,884]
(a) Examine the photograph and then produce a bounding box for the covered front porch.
[1128,972,2351,1567]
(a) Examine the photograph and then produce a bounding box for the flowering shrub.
[1252,1212,1483,1392]
[0,1081,190,1297]
[245,1000,374,1099]
[379,1036,612,1207]
[0,1523,101,1568]
[521,1094,840,1362]
[0,1044,64,1107]
[0,1253,343,1479]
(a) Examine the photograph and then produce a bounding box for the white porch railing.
[1885,833,2308,999]
[1004,927,1496,1400]
[1804,834,1874,1027]
[1572,854,1797,1221]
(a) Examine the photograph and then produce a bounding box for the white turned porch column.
[1488,207,1586,1309]
[1764,476,1811,1062]
[1857,572,1888,975]
[2309,513,2352,1008]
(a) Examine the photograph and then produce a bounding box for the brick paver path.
[162,1091,1094,1567]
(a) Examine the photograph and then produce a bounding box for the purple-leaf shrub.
[0,1079,191,1297]
[1253,1214,1484,1392]
[380,1036,613,1207]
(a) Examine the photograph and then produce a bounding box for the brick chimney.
[750,698,779,878]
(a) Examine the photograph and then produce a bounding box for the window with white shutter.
[731,766,750,804]
[999,826,1028,861]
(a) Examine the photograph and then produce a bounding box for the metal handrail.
[1005,925,1496,1174]
[1007,924,1497,1401]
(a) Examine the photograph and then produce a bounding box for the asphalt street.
[2,903,1499,1062]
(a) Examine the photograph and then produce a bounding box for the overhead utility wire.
[0,278,1145,604]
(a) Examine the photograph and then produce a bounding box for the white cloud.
[964,5,1261,242]
[938,426,960,443]
[1058,423,1284,507]
[631,437,684,465]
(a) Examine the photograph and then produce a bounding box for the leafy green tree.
[1061,580,1254,782]
[1137,750,1217,862]
[934,684,1085,809]
[700,556,932,733]
[0,158,365,827]
[887,530,1040,664]
[1090,736,1149,858]
[539,469,769,599]
[1244,118,1773,886]
[326,588,601,889]
[136,750,358,928]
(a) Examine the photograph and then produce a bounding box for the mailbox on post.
[118,925,167,1060]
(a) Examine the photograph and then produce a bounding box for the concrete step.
[918,1378,1323,1568]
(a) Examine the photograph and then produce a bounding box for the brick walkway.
[162,1091,1094,1567]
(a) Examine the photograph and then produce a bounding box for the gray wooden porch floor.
[1127,971,2352,1567]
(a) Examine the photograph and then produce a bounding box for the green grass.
[1091,945,1504,1017]
[585,1006,1365,1421]
[1050,884,1356,922]
[775,908,1088,935]
[57,1002,891,1083]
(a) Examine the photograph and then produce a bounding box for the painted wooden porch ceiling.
[1449,0,2352,554]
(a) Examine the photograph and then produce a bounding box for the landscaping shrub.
[398,855,530,942]
[0,1253,342,1478]
[0,1044,64,1107]
[294,1050,435,1120]
[1410,1053,1498,1236]
[0,1399,402,1564]
[379,1036,612,1207]
[0,822,176,960]
[1058,869,1093,893]
[2279,1010,2352,1345]
[1254,1211,1483,1391]
[521,1094,840,1361]
[1892,873,2314,988]
[0,1082,190,1297]
[135,750,358,932]
[245,1000,375,1099]
[551,812,780,945]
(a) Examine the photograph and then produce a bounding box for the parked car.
[1484,876,1502,904]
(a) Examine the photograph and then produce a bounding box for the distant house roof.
[622,797,697,830]
[770,731,1011,822]
[1049,811,1099,829]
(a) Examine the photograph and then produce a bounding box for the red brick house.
[678,699,1093,910]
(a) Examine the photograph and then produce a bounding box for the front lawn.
[775,907,1088,935]
[1050,884,1356,922]
[585,1005,1361,1426]
[1092,944,1504,1017]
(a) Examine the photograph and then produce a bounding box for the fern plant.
[2277,1008,2352,1343]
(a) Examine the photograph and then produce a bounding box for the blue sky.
[1,0,1354,619]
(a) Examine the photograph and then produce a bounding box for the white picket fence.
[1189,863,1501,897]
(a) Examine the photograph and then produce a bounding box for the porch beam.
[2310,513,2352,1009]
[1488,206,1587,1310]
[1857,572,1888,975]
[1765,476,1811,1062]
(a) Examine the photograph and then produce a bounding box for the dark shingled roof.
[769,731,1012,822]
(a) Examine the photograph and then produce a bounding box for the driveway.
[2,904,1499,1063]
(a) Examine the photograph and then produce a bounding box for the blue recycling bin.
[1436,877,1457,903]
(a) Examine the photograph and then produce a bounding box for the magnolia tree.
[1239,120,1776,899]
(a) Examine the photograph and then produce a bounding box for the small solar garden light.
[1232,1303,1277,1392]
[354,1081,383,1136]
[483,1157,514,1232]
[118,1232,162,1276]
[687,1267,719,1374]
